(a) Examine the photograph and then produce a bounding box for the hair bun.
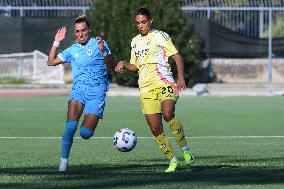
[74,14,90,27]
[77,15,87,19]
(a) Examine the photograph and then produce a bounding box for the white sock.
[170,156,177,162]
[61,157,68,163]
[181,144,189,152]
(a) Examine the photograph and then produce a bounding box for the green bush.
[0,77,30,84]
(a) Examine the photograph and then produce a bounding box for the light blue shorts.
[68,85,107,118]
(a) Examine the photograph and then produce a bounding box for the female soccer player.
[115,8,194,172]
[47,15,112,172]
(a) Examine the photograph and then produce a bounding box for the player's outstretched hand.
[115,61,126,73]
[96,32,105,52]
[55,26,67,42]
[177,77,186,92]
[96,36,104,52]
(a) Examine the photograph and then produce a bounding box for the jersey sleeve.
[129,40,138,67]
[103,40,111,55]
[157,31,178,57]
[58,47,72,64]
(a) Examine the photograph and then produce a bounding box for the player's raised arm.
[47,26,67,66]
[96,35,112,67]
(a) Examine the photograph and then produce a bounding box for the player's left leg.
[79,92,106,139]
[162,99,194,165]
[168,116,194,165]
[80,114,99,139]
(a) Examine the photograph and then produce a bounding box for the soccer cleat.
[58,158,68,172]
[165,160,179,172]
[183,150,194,165]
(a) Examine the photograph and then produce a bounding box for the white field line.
[0,136,284,139]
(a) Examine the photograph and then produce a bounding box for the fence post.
[17,57,24,78]
[259,10,264,38]
[33,50,37,80]
[207,8,213,82]
[268,9,272,83]
[20,8,24,17]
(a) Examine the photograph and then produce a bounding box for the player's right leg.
[146,114,179,172]
[59,99,83,172]
[154,131,179,172]
[59,120,78,172]
[160,85,195,166]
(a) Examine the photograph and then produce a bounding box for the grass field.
[0,95,284,189]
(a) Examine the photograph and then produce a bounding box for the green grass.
[0,96,284,189]
[0,77,30,84]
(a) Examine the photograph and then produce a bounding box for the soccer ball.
[113,128,137,152]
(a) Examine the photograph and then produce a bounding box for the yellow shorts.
[140,84,178,115]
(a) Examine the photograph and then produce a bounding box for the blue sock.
[80,126,94,139]
[61,120,78,158]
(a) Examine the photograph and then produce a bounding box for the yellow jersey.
[130,29,178,93]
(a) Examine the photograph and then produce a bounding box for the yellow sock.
[168,117,187,148]
[154,132,175,161]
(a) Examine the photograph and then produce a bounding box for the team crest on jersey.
[74,53,79,58]
[87,49,93,56]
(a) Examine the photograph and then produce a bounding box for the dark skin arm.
[114,60,139,73]
[171,53,186,92]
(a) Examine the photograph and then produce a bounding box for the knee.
[80,126,94,139]
[151,126,163,136]
[163,113,174,122]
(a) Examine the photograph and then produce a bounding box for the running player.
[47,15,111,172]
[115,8,194,172]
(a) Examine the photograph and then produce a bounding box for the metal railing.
[181,0,284,7]
[0,6,90,17]
[181,6,284,39]
[0,0,92,6]
[181,5,284,82]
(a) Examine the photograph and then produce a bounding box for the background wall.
[0,17,74,54]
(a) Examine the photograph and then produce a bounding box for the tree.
[88,0,206,87]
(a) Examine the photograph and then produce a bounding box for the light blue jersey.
[58,38,111,89]
[58,38,111,118]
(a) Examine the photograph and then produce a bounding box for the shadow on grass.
[1,159,284,189]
